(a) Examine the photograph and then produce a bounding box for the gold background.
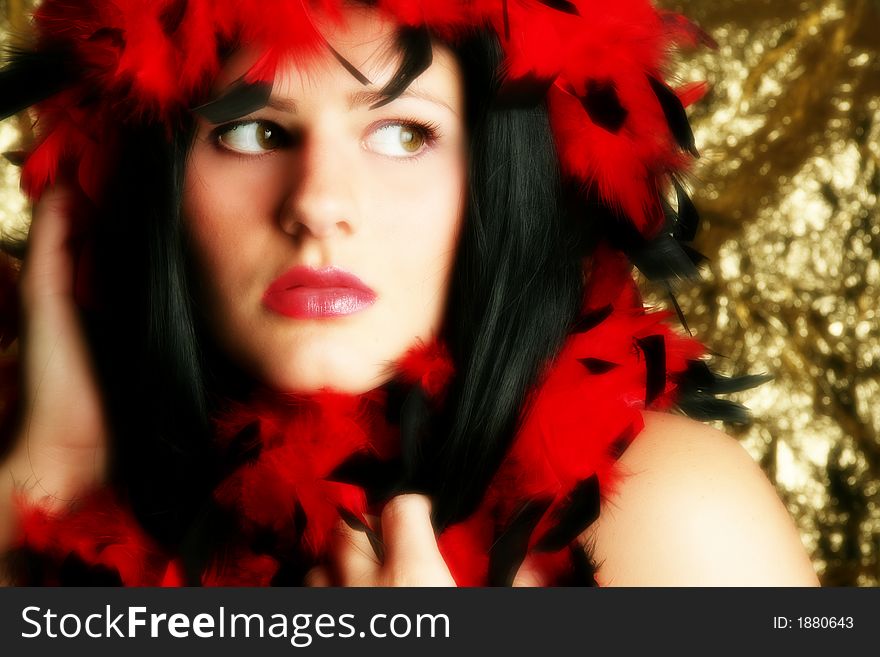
[2,0,878,586]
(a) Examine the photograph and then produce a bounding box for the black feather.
[681,359,716,388]
[681,360,773,395]
[608,425,636,460]
[537,0,581,15]
[673,180,700,242]
[338,507,385,564]
[0,48,75,121]
[330,382,430,503]
[677,396,754,425]
[629,232,702,281]
[191,78,272,123]
[572,305,613,334]
[606,207,702,283]
[496,74,555,108]
[533,476,600,552]
[326,43,371,85]
[580,80,628,133]
[488,498,552,586]
[58,554,123,586]
[675,360,772,424]
[327,452,404,505]
[637,335,666,406]
[647,75,698,156]
[87,26,125,47]
[292,499,308,543]
[561,543,599,586]
[371,27,432,110]
[159,0,189,37]
[2,151,25,166]
[680,243,709,267]
[665,283,692,335]
[399,386,430,488]
[578,358,618,375]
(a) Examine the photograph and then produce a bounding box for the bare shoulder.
[581,411,820,586]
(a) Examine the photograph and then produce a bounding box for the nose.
[279,133,357,240]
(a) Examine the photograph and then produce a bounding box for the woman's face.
[183,9,467,394]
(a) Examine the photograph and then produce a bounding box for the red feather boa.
[10,301,703,586]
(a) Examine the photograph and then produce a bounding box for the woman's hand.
[305,494,546,587]
[307,494,456,587]
[3,184,107,509]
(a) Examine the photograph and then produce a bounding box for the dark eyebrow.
[265,96,298,113]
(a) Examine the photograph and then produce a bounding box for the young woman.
[0,0,819,586]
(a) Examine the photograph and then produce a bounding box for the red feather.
[396,338,455,401]
[13,490,169,586]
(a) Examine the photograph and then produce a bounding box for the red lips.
[261,266,377,319]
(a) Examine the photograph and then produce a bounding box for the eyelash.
[208,117,442,161]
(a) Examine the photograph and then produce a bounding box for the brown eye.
[398,126,425,152]
[257,124,279,149]
[364,122,431,157]
[217,121,284,154]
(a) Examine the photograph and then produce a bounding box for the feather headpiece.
[4,0,708,230]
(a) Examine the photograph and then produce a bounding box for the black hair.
[430,32,583,527]
[85,120,214,550]
[1,26,585,579]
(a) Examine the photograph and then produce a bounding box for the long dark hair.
[3,27,585,575]
[433,33,583,526]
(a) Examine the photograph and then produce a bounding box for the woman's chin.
[255,356,394,396]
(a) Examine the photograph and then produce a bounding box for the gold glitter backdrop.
[2,1,879,586]
[656,0,880,587]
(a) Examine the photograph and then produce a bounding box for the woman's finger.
[21,184,77,303]
[379,494,456,586]
[379,494,438,566]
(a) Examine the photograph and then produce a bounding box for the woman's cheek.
[379,149,464,239]
[188,142,289,206]
[377,169,463,333]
